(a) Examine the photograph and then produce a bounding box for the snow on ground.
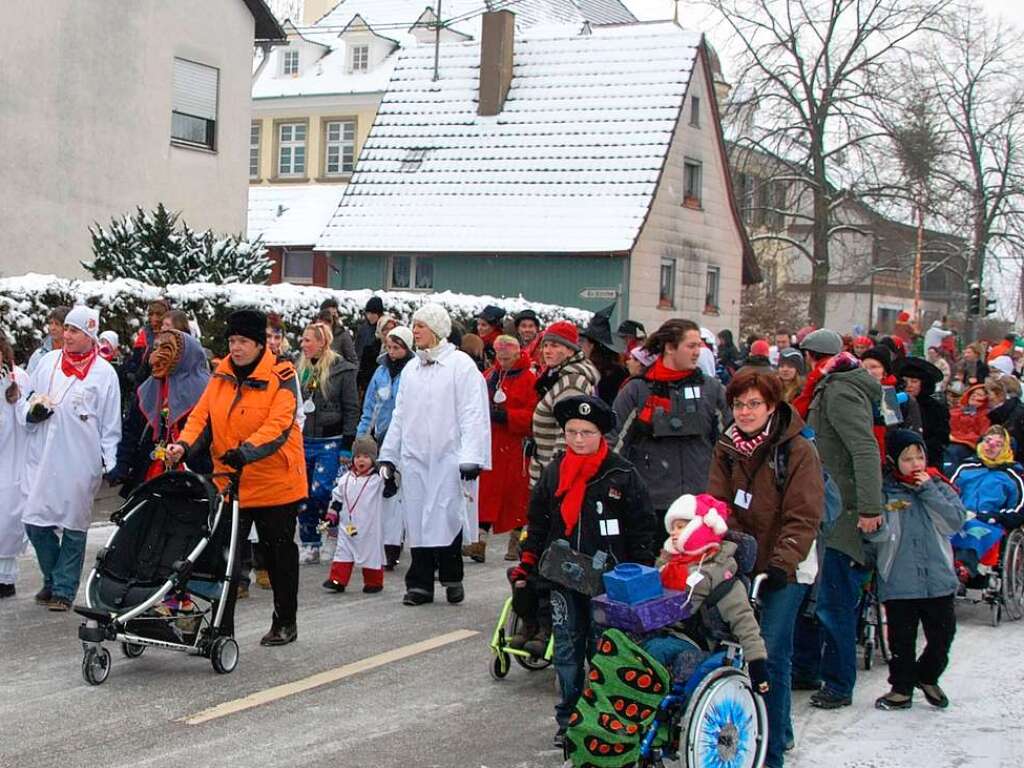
[791,599,1024,768]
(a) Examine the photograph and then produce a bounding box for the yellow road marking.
[181,628,478,725]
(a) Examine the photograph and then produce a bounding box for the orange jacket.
[179,348,306,508]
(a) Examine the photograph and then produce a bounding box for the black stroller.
[75,470,242,685]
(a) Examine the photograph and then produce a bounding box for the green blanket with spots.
[565,629,671,768]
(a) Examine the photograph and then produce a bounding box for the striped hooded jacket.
[528,352,598,488]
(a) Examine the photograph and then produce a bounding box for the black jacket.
[523,451,659,572]
[301,357,359,440]
[112,406,212,497]
[917,393,950,469]
[990,397,1024,463]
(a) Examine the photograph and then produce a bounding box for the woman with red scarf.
[473,336,538,563]
[513,395,658,749]
[18,305,122,611]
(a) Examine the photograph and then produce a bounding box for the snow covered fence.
[0,273,592,360]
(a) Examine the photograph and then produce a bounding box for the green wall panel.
[329,252,628,320]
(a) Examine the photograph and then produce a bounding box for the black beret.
[554,395,617,434]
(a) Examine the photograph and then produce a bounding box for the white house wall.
[629,49,744,338]
[1,0,254,277]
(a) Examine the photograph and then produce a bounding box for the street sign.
[578,288,619,300]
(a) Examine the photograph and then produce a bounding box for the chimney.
[478,11,515,116]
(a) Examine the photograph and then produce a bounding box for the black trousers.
[405,531,463,596]
[228,503,300,630]
[884,595,956,695]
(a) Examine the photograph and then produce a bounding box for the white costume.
[19,350,121,532]
[380,342,491,548]
[382,492,404,548]
[0,366,29,583]
[330,470,385,570]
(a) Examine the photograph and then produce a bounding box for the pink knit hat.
[663,494,730,556]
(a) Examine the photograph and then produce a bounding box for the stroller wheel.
[490,651,510,680]
[991,602,1002,627]
[121,642,146,659]
[211,637,240,674]
[863,639,874,671]
[82,647,111,686]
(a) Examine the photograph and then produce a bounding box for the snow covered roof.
[248,184,348,246]
[253,0,636,100]
[316,22,702,253]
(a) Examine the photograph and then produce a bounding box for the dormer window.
[283,49,299,76]
[350,44,369,73]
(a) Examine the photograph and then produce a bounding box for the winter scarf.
[416,340,452,365]
[792,351,861,418]
[659,550,711,591]
[60,347,98,380]
[385,352,411,379]
[727,414,775,457]
[637,358,696,424]
[891,466,953,488]
[556,441,608,535]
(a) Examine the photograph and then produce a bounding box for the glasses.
[565,428,602,440]
[732,399,766,412]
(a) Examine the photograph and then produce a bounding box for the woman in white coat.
[379,304,490,606]
[19,306,122,611]
[0,332,28,598]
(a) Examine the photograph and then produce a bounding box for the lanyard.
[45,353,80,405]
[342,473,373,520]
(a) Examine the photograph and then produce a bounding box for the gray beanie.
[778,347,806,375]
[352,435,378,462]
[800,329,843,356]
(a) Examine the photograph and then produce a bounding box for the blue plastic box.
[602,563,663,605]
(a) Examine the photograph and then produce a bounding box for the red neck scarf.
[61,347,98,380]
[556,441,609,535]
[729,416,774,457]
[638,358,695,423]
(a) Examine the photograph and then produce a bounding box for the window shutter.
[173,58,218,120]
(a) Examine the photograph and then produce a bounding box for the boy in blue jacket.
[867,429,966,711]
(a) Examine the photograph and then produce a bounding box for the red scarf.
[60,347,98,380]
[792,352,860,418]
[892,466,953,488]
[638,358,694,424]
[729,416,774,457]
[555,441,609,535]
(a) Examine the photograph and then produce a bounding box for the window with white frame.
[277,122,306,177]
[350,44,369,72]
[282,49,299,76]
[283,250,314,284]
[249,122,261,179]
[324,120,356,176]
[171,57,218,150]
[683,160,702,206]
[659,257,676,307]
[690,96,701,127]
[388,255,434,290]
[705,266,720,311]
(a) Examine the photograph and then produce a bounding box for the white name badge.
[734,489,753,509]
[686,570,705,588]
[599,518,620,537]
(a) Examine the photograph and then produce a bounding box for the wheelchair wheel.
[490,651,511,680]
[1001,529,1024,621]
[504,606,551,671]
[681,666,767,768]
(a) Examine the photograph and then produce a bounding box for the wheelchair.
[488,594,554,680]
[954,524,1024,626]
[857,572,891,671]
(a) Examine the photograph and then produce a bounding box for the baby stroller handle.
[750,573,768,604]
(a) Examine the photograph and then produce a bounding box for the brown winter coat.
[707,402,824,580]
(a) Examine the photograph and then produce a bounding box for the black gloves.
[459,464,481,481]
[220,448,247,470]
[379,461,399,498]
[762,566,789,593]
[490,406,508,425]
[26,402,53,423]
[507,562,533,585]
[747,658,770,694]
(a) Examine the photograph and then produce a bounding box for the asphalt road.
[2,525,1022,768]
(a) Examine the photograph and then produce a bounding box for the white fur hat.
[991,355,1014,376]
[64,305,100,342]
[99,330,119,348]
[412,303,451,343]
[387,325,414,352]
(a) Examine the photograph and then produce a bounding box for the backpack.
[773,424,843,538]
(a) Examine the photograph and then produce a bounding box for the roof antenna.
[580,20,592,36]
[433,0,442,81]
[673,0,680,26]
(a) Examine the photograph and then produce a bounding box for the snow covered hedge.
[0,274,592,361]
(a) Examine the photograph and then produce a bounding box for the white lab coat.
[330,471,385,570]
[698,346,718,379]
[380,343,491,548]
[18,350,121,532]
[382,492,404,548]
[0,366,28,558]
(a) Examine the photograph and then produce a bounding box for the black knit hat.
[365,296,385,315]
[225,309,267,346]
[554,395,617,435]
[861,345,893,376]
[475,305,506,326]
[886,428,926,467]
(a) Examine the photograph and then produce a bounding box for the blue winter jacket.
[356,359,403,440]
[951,459,1024,529]
[866,477,966,602]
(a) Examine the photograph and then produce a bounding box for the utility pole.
[433,0,442,82]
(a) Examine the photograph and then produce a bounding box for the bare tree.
[707,0,950,326]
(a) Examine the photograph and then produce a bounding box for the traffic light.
[985,295,998,316]
[968,283,982,315]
